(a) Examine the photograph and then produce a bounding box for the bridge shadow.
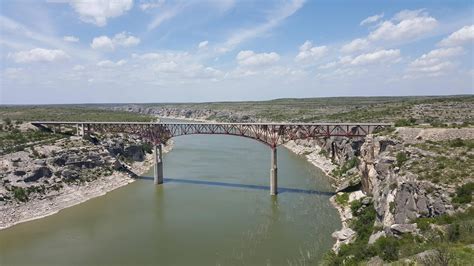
[136,176,335,196]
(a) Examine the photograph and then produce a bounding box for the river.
[0,132,340,265]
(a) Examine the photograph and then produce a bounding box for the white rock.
[349,190,365,202]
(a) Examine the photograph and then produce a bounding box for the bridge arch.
[31,121,391,196]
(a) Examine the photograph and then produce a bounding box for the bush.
[394,118,416,127]
[453,183,474,204]
[373,236,400,261]
[449,138,465,148]
[335,193,349,206]
[3,117,11,126]
[396,151,409,167]
[447,223,461,242]
[12,187,28,202]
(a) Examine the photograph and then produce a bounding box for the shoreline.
[0,143,173,231]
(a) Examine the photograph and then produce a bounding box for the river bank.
[0,137,173,231]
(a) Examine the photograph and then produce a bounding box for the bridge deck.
[31,121,392,126]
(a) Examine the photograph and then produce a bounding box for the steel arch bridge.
[32,121,391,195]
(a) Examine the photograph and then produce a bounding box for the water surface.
[0,133,340,265]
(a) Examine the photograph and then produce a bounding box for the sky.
[0,0,473,104]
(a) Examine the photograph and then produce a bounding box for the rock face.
[24,167,52,182]
[358,135,452,231]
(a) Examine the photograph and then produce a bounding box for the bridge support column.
[154,144,164,185]
[270,146,278,195]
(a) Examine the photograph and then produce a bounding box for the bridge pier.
[270,146,278,195]
[154,144,164,185]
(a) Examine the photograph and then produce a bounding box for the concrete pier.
[154,144,164,185]
[270,147,278,195]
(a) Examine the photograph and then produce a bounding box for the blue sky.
[1,0,473,104]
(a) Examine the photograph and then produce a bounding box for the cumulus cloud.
[323,49,401,69]
[369,9,437,42]
[408,47,463,76]
[68,0,133,26]
[97,59,127,67]
[295,41,328,62]
[438,25,474,47]
[198,40,209,49]
[8,48,69,63]
[360,13,384,26]
[349,49,401,65]
[236,50,280,66]
[341,38,369,53]
[63,35,79,42]
[90,32,140,51]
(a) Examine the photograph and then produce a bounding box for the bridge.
[31,121,391,195]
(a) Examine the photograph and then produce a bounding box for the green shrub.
[373,236,400,261]
[394,118,416,127]
[453,183,474,204]
[335,193,349,206]
[12,187,28,202]
[447,223,461,242]
[396,152,408,167]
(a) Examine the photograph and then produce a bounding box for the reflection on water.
[0,134,340,265]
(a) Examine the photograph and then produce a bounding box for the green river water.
[0,133,340,265]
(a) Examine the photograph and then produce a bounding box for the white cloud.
[408,47,463,76]
[438,25,474,47]
[349,49,401,65]
[236,50,280,66]
[90,32,140,51]
[63,35,79,42]
[8,48,69,63]
[198,40,209,49]
[139,0,165,11]
[323,49,401,68]
[68,0,133,26]
[295,41,328,62]
[97,59,127,67]
[91,36,114,50]
[369,9,437,42]
[148,6,182,30]
[217,0,305,53]
[360,13,384,26]
[113,32,141,47]
[341,38,369,53]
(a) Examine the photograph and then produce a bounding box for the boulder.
[391,223,417,234]
[332,228,356,242]
[13,170,27,176]
[368,231,386,244]
[367,256,384,266]
[24,167,52,182]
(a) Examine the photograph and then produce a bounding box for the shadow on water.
[135,176,335,196]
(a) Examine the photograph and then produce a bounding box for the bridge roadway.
[32,121,391,195]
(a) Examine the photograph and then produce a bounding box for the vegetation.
[120,95,474,124]
[335,193,349,206]
[396,151,408,167]
[12,187,28,202]
[331,157,359,177]
[0,130,65,155]
[405,139,474,184]
[0,105,154,122]
[452,183,474,204]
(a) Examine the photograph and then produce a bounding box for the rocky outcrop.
[358,135,453,232]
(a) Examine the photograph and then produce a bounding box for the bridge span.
[31,121,391,195]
